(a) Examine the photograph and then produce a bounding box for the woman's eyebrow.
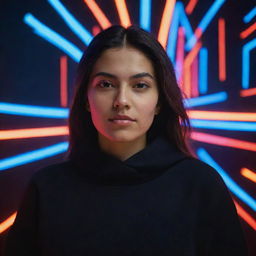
[91,72,155,80]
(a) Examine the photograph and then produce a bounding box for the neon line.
[190,119,256,131]
[186,0,226,50]
[240,88,256,97]
[179,4,194,41]
[191,132,256,152]
[23,13,82,62]
[0,142,68,171]
[185,0,198,15]
[199,48,208,94]
[158,0,176,48]
[0,127,68,140]
[242,38,256,89]
[0,212,17,234]
[140,0,151,32]
[47,0,93,45]
[241,168,256,183]
[187,111,256,121]
[83,0,111,29]
[114,0,131,28]
[197,148,256,211]
[218,18,226,81]
[191,56,199,97]
[184,91,227,107]
[234,200,256,231]
[240,22,256,39]
[0,102,69,118]
[60,56,68,107]
[243,7,256,23]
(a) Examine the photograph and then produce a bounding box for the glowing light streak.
[240,88,256,97]
[0,127,68,140]
[175,27,185,87]
[241,168,256,183]
[60,56,68,107]
[185,0,198,15]
[83,0,111,29]
[0,102,69,118]
[242,38,256,89]
[0,212,17,234]
[140,0,151,31]
[191,56,199,97]
[218,18,226,81]
[197,148,256,212]
[114,0,131,28]
[240,22,256,39]
[186,0,226,50]
[199,48,208,94]
[23,13,82,62]
[0,142,68,171]
[191,132,256,152]
[158,0,176,48]
[243,7,256,23]
[47,0,93,45]
[184,91,227,107]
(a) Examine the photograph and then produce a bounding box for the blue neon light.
[190,119,256,132]
[197,148,256,212]
[186,0,226,50]
[184,91,227,107]
[140,0,151,32]
[199,48,208,94]
[24,13,83,62]
[242,38,256,89]
[243,7,256,23]
[0,102,69,118]
[47,0,93,45]
[0,142,68,171]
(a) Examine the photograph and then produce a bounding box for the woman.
[4,25,247,255]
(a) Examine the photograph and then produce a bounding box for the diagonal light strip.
[243,7,256,23]
[140,0,152,32]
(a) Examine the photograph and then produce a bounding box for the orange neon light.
[114,0,131,28]
[0,126,68,140]
[187,110,256,121]
[241,168,256,183]
[218,18,226,81]
[240,88,256,97]
[84,0,111,29]
[240,22,256,39]
[185,0,198,15]
[191,56,199,97]
[176,27,185,90]
[234,200,256,231]
[0,212,17,234]
[158,0,176,48]
[184,42,202,98]
[191,132,256,152]
[60,56,68,107]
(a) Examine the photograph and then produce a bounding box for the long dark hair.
[68,25,193,158]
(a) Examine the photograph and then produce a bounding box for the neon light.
[199,48,208,94]
[243,7,256,23]
[140,0,151,32]
[186,0,226,50]
[24,13,82,62]
[242,38,256,89]
[0,212,17,234]
[114,0,131,28]
[190,120,256,132]
[179,3,194,40]
[240,22,256,39]
[191,56,199,97]
[184,91,227,107]
[241,168,256,183]
[158,0,176,48]
[83,0,111,29]
[0,127,68,140]
[0,142,68,171]
[47,0,93,45]
[0,102,69,118]
[218,18,226,81]
[191,132,256,152]
[197,148,256,211]
[60,56,68,107]
[185,0,198,15]
[240,88,256,97]
[187,111,256,121]
[175,27,185,87]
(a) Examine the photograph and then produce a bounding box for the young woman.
[4,25,247,256]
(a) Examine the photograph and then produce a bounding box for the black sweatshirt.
[4,135,248,255]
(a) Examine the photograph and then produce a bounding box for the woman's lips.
[108,119,135,125]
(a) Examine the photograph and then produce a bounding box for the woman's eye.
[134,83,149,89]
[97,81,113,88]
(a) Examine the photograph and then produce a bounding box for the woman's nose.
[113,86,130,110]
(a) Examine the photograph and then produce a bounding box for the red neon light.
[240,22,256,39]
[114,0,131,28]
[176,27,185,90]
[191,56,199,97]
[0,212,17,234]
[240,88,256,97]
[241,168,256,183]
[60,56,68,107]
[185,0,198,15]
[218,18,226,81]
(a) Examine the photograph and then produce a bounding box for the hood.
[72,135,188,185]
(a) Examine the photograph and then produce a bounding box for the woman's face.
[86,46,160,144]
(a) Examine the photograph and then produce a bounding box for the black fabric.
[3,135,248,256]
